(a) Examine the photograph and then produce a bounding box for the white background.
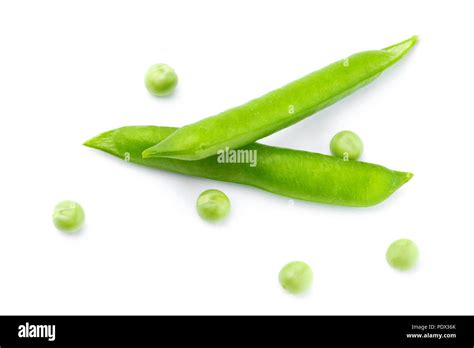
[0,0,473,315]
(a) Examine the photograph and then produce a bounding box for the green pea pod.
[85,126,413,207]
[142,36,418,161]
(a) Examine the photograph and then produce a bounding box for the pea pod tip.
[142,148,157,159]
[83,130,116,153]
[142,144,184,159]
[83,138,96,149]
[382,35,419,58]
[397,171,414,186]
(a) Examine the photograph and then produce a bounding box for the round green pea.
[278,261,313,295]
[330,130,363,160]
[52,200,85,233]
[144,63,178,96]
[196,189,231,222]
[386,239,419,271]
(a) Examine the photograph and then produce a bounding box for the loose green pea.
[330,130,363,160]
[278,261,313,295]
[196,189,230,222]
[52,200,85,233]
[386,239,419,271]
[144,63,178,96]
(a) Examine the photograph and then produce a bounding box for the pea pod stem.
[85,126,413,207]
[142,36,418,161]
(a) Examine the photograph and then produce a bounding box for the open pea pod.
[85,126,412,207]
[142,36,418,161]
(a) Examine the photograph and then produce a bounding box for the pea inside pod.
[85,126,413,207]
[142,36,418,161]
